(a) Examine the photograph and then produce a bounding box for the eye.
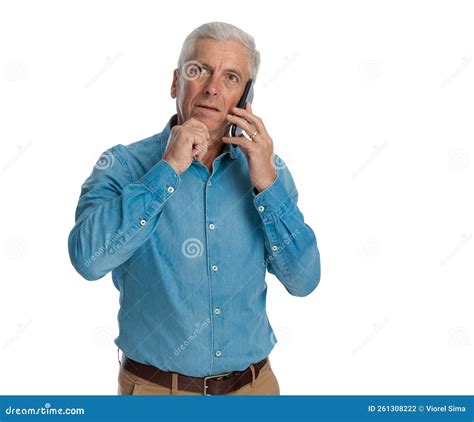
[227,73,240,83]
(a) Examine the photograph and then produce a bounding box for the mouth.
[196,104,220,112]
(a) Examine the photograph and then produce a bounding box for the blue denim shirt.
[68,114,321,377]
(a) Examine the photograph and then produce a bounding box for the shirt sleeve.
[68,146,180,281]
[253,155,321,297]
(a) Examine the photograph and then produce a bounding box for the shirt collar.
[161,114,238,160]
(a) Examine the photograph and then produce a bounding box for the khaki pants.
[117,358,280,396]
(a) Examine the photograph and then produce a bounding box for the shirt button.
[258,205,265,212]
[207,181,212,187]
[271,245,278,251]
[139,219,146,226]
[214,307,221,315]
[167,186,174,193]
[211,265,218,272]
[215,350,222,357]
[209,223,215,230]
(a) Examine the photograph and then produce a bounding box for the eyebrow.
[199,61,243,80]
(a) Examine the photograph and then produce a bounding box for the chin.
[192,115,222,131]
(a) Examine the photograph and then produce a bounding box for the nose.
[204,74,220,96]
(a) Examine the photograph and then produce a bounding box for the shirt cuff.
[138,159,181,202]
[253,173,293,219]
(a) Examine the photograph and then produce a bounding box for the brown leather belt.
[121,355,269,395]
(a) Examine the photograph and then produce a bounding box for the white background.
[0,0,473,395]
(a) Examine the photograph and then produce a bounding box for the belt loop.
[171,372,179,395]
[250,364,256,387]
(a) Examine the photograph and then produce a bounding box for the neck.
[201,141,225,171]
[197,123,230,172]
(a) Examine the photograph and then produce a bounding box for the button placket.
[206,177,223,365]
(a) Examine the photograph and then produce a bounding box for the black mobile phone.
[229,79,254,145]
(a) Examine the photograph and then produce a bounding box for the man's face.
[171,38,251,137]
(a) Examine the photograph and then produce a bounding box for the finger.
[193,139,208,161]
[190,126,210,142]
[194,146,207,161]
[244,102,264,134]
[222,136,253,150]
[184,117,206,128]
[177,121,210,146]
[231,106,269,138]
[194,132,209,150]
[226,114,258,140]
[185,118,211,135]
[189,125,208,146]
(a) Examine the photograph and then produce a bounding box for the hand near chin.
[163,118,210,175]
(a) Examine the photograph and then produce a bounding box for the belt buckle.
[203,372,232,395]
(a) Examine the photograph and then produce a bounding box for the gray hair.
[177,22,260,81]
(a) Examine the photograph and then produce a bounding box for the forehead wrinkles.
[192,40,249,76]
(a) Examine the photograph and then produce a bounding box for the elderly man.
[68,21,321,396]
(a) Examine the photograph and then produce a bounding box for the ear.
[170,69,179,99]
